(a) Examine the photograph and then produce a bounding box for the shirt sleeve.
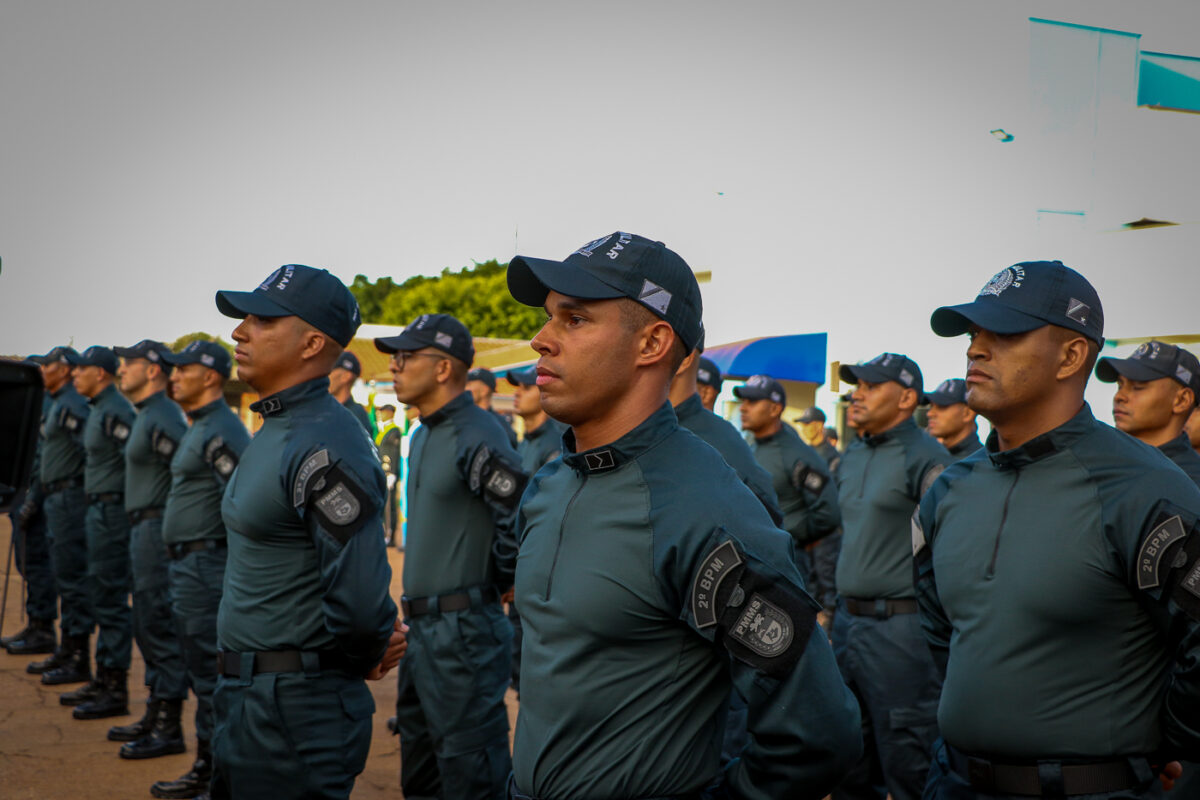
[914,486,952,678]
[291,444,398,674]
[789,449,840,543]
[457,429,528,589]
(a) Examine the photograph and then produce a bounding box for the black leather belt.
[402,585,500,618]
[843,597,919,619]
[45,477,83,494]
[167,539,226,560]
[87,492,124,505]
[945,745,1144,796]
[129,507,164,525]
[216,649,354,678]
[507,775,698,800]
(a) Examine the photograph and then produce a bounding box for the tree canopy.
[349,260,544,340]
[170,331,234,355]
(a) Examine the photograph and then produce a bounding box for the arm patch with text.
[791,462,828,496]
[302,461,376,546]
[60,406,84,432]
[467,445,528,511]
[203,436,239,481]
[1138,513,1200,621]
[151,429,178,461]
[103,414,130,443]
[690,538,818,677]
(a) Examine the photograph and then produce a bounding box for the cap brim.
[923,392,961,406]
[1094,357,1165,384]
[930,301,1047,338]
[505,369,536,387]
[112,346,145,359]
[507,256,626,307]
[732,386,768,400]
[160,352,195,366]
[839,364,894,385]
[215,290,292,320]
[373,333,428,354]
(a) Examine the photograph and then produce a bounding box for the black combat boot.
[41,635,92,685]
[26,640,68,674]
[73,667,130,719]
[4,617,57,654]
[59,675,104,706]
[120,697,186,759]
[108,696,160,741]
[150,738,212,798]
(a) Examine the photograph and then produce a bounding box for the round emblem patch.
[979,267,1015,297]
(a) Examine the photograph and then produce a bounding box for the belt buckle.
[874,598,889,620]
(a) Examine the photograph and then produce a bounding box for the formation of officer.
[923,378,983,459]
[377,313,523,800]
[506,232,861,799]
[796,405,841,470]
[466,365,519,448]
[111,339,190,757]
[917,260,1200,798]
[833,352,952,800]
[375,403,403,543]
[328,350,375,437]
[210,265,403,799]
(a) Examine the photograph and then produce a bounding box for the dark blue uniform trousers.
[167,546,225,740]
[131,517,187,698]
[832,598,942,800]
[395,600,513,800]
[923,739,1165,800]
[86,499,133,669]
[210,669,374,800]
[11,489,58,622]
[43,486,93,638]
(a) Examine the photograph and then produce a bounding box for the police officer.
[796,406,841,470]
[696,354,722,411]
[924,379,982,460]
[376,313,522,800]
[918,261,1199,798]
[329,350,374,437]
[375,404,402,543]
[62,345,135,719]
[506,232,861,799]
[109,339,190,757]
[833,352,952,800]
[25,346,93,685]
[149,340,250,800]
[210,265,403,800]
[4,383,59,657]
[466,365,519,447]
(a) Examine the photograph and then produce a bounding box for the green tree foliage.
[169,332,234,356]
[350,260,545,339]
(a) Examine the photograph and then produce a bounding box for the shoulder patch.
[203,435,238,479]
[468,445,490,493]
[1138,515,1187,590]
[792,463,827,495]
[919,463,946,497]
[691,540,744,628]
[293,449,331,506]
[61,407,82,431]
[468,445,527,510]
[729,593,795,657]
[151,429,178,458]
[103,415,130,442]
[911,512,927,557]
[305,462,376,546]
[315,482,361,527]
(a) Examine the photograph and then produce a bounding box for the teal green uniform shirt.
[163,398,250,546]
[675,393,783,526]
[945,428,983,461]
[835,417,951,600]
[41,384,89,485]
[750,421,839,544]
[513,402,861,800]
[218,377,396,674]
[1161,431,1200,487]
[125,390,187,512]
[83,383,135,494]
[516,416,566,476]
[403,391,524,598]
[915,405,1200,758]
[343,397,375,438]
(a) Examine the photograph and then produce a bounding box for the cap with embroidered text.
[215,264,362,347]
[374,313,474,366]
[467,367,497,391]
[733,375,787,405]
[507,232,704,353]
[924,378,968,406]
[930,260,1104,345]
[113,339,173,369]
[30,346,79,366]
[333,351,361,377]
[67,346,119,375]
[839,353,924,397]
[696,357,722,391]
[1096,341,1200,403]
[163,340,232,378]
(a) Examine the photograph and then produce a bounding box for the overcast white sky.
[2,0,1198,416]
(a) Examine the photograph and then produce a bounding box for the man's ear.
[1055,335,1091,382]
[636,320,677,368]
[898,386,919,412]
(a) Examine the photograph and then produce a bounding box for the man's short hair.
[619,299,688,373]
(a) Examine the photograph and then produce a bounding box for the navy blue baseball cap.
[67,345,119,374]
[924,378,968,406]
[1096,341,1200,402]
[839,353,924,396]
[333,351,361,376]
[467,367,497,390]
[696,357,722,391]
[30,346,79,366]
[505,366,537,387]
[164,340,232,378]
[508,232,704,353]
[374,313,475,366]
[216,264,362,347]
[796,406,826,423]
[931,260,1104,346]
[733,375,787,405]
[113,339,173,369]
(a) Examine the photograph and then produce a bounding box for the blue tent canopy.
[704,333,827,385]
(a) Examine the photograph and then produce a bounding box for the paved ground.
[0,516,518,798]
